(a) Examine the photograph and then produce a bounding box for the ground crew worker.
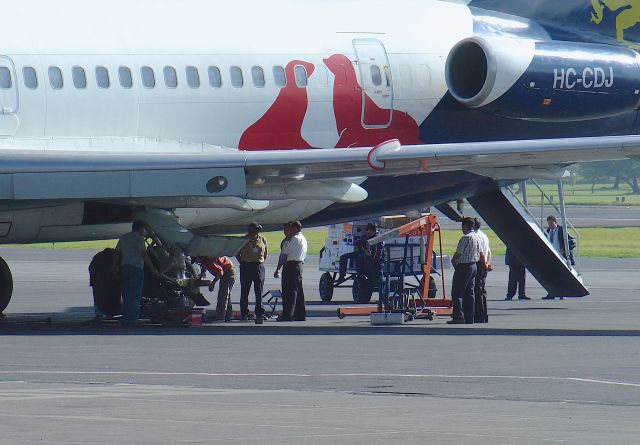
[278,221,307,321]
[448,217,484,325]
[237,222,268,321]
[111,221,159,325]
[505,248,529,300]
[473,218,490,323]
[274,222,292,280]
[200,256,236,321]
[363,223,384,299]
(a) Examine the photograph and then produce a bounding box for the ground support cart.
[336,214,453,321]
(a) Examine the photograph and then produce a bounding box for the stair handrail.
[506,181,581,273]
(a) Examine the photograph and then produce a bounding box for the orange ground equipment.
[336,214,452,320]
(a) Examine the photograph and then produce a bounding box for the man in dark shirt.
[363,223,384,299]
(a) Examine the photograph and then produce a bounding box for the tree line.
[579,160,640,194]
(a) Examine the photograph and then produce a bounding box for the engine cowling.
[445,36,640,121]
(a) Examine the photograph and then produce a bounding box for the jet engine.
[445,36,640,121]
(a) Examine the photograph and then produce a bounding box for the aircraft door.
[0,56,18,137]
[353,38,393,128]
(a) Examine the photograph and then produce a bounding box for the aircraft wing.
[1,135,640,202]
[244,135,640,183]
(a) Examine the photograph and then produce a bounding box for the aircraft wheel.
[0,256,13,313]
[319,272,334,302]
[352,275,372,304]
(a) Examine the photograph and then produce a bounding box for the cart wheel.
[352,275,372,304]
[337,309,345,319]
[319,272,334,302]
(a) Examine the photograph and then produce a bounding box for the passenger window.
[164,66,177,88]
[0,67,11,89]
[370,65,382,87]
[208,66,222,88]
[72,66,87,89]
[230,66,243,88]
[48,66,63,89]
[119,66,133,88]
[23,67,38,89]
[251,66,265,88]
[96,66,110,89]
[273,66,286,87]
[186,66,200,89]
[294,65,308,87]
[141,66,155,88]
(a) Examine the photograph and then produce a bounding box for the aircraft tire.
[0,256,13,313]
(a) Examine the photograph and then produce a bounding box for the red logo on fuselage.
[239,61,315,150]
[239,55,421,151]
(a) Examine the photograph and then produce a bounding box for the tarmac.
[434,205,640,228]
[0,248,639,444]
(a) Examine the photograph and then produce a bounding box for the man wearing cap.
[237,222,268,322]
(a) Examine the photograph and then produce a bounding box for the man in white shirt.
[448,217,484,324]
[278,221,308,321]
[473,218,491,323]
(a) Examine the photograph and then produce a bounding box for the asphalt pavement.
[0,248,639,444]
[434,205,640,228]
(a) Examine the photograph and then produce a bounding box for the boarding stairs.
[468,180,588,297]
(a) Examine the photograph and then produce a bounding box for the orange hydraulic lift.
[337,214,452,320]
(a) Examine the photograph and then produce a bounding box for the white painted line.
[1,370,639,388]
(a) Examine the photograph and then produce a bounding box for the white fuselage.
[0,0,474,242]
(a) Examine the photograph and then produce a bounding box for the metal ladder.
[506,179,581,273]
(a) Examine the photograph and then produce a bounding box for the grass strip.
[3,227,640,258]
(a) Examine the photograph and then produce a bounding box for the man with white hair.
[473,218,491,323]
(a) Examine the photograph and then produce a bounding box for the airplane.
[0,0,639,312]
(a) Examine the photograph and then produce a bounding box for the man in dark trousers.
[274,222,291,281]
[363,222,384,299]
[448,217,484,325]
[236,222,268,322]
[543,215,576,300]
[473,218,490,323]
[505,248,529,300]
[278,221,308,321]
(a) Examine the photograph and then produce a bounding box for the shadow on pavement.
[0,314,639,337]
